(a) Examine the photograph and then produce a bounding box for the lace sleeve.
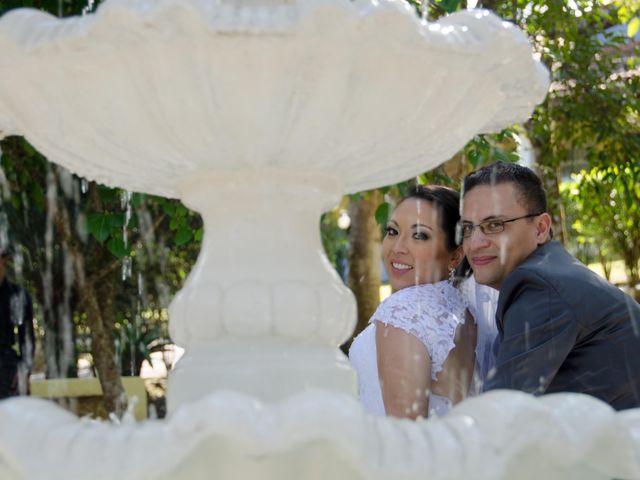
[370,283,466,379]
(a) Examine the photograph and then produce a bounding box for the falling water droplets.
[117,190,134,280]
[0,212,9,251]
[45,168,58,274]
[82,0,96,16]
[419,0,428,22]
[120,190,131,210]
[58,169,74,198]
[20,192,30,226]
[0,163,11,202]
[59,248,75,380]
[137,272,149,309]
[76,211,88,243]
[122,256,132,281]
[155,276,171,310]
[120,190,132,249]
[12,249,24,284]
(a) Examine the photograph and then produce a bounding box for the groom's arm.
[483,271,577,394]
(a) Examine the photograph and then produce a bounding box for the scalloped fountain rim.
[1,390,639,480]
[0,0,549,198]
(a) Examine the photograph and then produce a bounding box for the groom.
[460,162,640,409]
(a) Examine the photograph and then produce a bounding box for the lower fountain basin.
[1,390,638,480]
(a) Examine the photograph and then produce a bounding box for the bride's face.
[382,198,458,292]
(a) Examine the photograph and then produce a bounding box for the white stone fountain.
[0,1,638,479]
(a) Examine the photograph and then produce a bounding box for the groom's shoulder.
[507,241,587,284]
[496,242,577,311]
[500,240,629,316]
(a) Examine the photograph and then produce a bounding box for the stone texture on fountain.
[2,1,636,479]
[1,391,639,480]
[0,0,548,197]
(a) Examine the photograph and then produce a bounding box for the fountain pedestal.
[167,170,357,408]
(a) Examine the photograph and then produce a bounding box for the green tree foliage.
[0,135,201,416]
[115,313,170,377]
[561,162,640,289]
[484,0,639,242]
[420,0,639,256]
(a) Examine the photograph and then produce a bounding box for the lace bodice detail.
[349,281,467,417]
[371,281,466,379]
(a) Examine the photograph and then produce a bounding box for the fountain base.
[2,391,639,480]
[167,341,357,411]
[166,434,362,480]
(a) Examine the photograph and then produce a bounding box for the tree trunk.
[552,164,566,245]
[42,307,77,379]
[81,273,127,418]
[52,175,127,419]
[622,252,640,301]
[40,245,79,380]
[347,191,382,339]
[598,250,612,282]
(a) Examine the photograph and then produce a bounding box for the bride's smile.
[383,198,458,291]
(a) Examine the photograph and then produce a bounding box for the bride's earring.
[448,267,455,285]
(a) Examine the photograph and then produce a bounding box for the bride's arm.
[376,323,432,420]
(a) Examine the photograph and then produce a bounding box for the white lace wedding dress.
[349,277,498,417]
[349,280,468,417]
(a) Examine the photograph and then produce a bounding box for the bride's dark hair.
[399,185,471,279]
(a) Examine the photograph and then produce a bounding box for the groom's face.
[461,182,544,290]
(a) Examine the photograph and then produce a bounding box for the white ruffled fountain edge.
[1,390,639,480]
[0,0,549,197]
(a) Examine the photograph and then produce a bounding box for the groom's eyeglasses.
[458,213,543,239]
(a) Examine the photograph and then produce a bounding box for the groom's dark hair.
[462,161,548,214]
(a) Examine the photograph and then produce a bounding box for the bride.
[349,185,491,419]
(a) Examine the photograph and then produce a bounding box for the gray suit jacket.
[484,241,640,410]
